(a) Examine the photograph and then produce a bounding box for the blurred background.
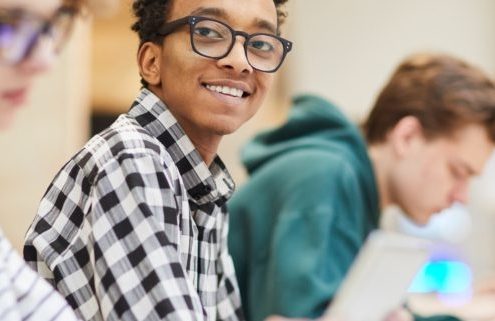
[1,0,495,317]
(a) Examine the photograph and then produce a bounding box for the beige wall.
[92,0,140,114]
[285,0,495,121]
[0,20,91,251]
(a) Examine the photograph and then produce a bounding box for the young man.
[23,0,292,320]
[0,0,82,320]
[228,53,495,321]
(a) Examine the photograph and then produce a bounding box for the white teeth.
[205,84,244,98]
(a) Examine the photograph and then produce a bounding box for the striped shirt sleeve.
[0,230,79,321]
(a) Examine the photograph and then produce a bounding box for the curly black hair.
[131,0,289,46]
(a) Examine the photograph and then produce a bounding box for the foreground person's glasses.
[157,15,293,73]
[0,6,77,65]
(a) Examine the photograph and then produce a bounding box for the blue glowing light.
[408,260,472,294]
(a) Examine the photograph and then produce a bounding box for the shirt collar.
[128,88,235,205]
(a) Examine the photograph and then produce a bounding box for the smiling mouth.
[204,84,250,98]
[2,87,28,106]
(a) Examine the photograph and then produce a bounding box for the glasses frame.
[156,15,293,73]
[0,5,77,65]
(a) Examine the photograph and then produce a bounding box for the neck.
[367,144,393,211]
[179,121,221,167]
[190,135,220,167]
[150,88,221,166]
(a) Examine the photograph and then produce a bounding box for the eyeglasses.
[157,16,293,73]
[0,6,77,65]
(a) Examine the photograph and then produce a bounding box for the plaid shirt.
[0,229,79,321]
[23,89,244,321]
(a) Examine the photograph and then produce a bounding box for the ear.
[137,42,162,86]
[388,116,424,158]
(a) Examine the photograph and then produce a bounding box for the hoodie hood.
[242,94,370,175]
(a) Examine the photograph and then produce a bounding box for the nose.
[216,36,253,74]
[19,36,57,75]
[449,181,469,205]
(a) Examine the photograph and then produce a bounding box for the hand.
[474,276,495,294]
[384,308,413,321]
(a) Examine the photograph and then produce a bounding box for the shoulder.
[232,147,362,216]
[72,114,175,183]
[253,147,359,188]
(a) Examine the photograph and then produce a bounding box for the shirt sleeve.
[0,232,80,321]
[90,152,206,321]
[215,207,244,321]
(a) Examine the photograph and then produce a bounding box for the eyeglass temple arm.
[157,16,192,36]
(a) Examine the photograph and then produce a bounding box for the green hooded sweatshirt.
[228,95,461,321]
[228,94,380,320]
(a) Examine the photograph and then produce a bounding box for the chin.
[214,126,238,136]
[210,120,243,136]
[408,211,434,226]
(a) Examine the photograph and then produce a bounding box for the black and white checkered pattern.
[23,89,244,321]
[0,229,79,321]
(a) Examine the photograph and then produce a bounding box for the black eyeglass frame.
[39,6,77,37]
[156,15,293,73]
[0,5,77,64]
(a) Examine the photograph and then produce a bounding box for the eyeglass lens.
[0,8,74,64]
[192,19,285,72]
[0,13,39,63]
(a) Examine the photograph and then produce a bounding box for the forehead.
[168,0,278,32]
[0,0,60,17]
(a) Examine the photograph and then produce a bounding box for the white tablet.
[323,230,432,321]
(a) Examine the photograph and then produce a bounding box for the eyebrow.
[189,7,277,34]
[0,7,32,19]
[0,6,59,21]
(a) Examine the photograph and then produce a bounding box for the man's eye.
[0,20,21,32]
[194,27,223,39]
[248,40,274,52]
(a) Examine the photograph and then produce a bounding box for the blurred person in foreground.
[228,53,495,321]
[0,0,83,319]
[23,0,296,320]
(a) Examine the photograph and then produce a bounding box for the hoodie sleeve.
[260,152,373,319]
